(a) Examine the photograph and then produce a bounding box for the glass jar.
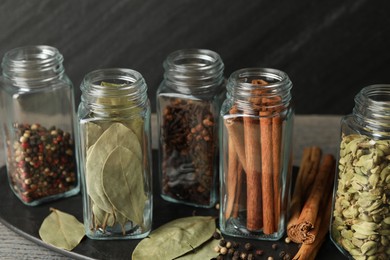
[331,85,390,259]
[157,49,225,208]
[77,68,152,240]
[0,45,78,206]
[219,68,294,240]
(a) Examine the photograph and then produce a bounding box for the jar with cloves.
[331,84,390,259]
[0,45,79,206]
[157,49,225,208]
[219,68,294,240]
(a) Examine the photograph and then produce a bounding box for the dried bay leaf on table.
[39,208,85,251]
[176,236,220,260]
[102,146,146,227]
[132,216,216,260]
[85,122,142,214]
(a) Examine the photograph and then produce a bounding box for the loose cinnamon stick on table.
[292,191,333,260]
[288,153,335,244]
[287,147,322,233]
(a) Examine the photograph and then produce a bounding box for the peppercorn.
[244,242,253,251]
[228,248,235,256]
[213,231,221,239]
[240,252,248,259]
[217,255,224,260]
[232,241,240,248]
[219,239,227,247]
[226,241,232,249]
[247,253,255,260]
[271,243,278,250]
[279,250,286,258]
[255,249,264,256]
[220,247,228,255]
[283,253,291,260]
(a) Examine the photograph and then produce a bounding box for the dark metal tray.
[0,152,346,259]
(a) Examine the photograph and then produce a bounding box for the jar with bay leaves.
[331,85,390,259]
[76,68,152,240]
[0,45,79,206]
[219,68,294,240]
[157,49,225,208]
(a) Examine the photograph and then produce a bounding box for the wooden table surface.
[0,114,344,259]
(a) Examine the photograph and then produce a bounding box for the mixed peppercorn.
[6,123,77,204]
[211,231,293,260]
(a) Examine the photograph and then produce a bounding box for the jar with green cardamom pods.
[76,68,152,239]
[331,84,390,259]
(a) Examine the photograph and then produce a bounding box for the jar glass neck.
[81,68,148,117]
[353,84,390,134]
[226,68,292,114]
[163,49,224,94]
[1,45,65,88]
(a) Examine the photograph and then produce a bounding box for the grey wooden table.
[0,114,343,259]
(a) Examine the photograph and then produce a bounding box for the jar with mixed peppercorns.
[0,45,79,206]
[157,48,225,208]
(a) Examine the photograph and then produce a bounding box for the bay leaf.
[176,236,220,260]
[92,203,115,229]
[39,208,85,251]
[86,122,103,148]
[85,122,142,214]
[132,216,216,260]
[102,146,146,227]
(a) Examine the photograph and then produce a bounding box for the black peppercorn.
[219,239,227,247]
[213,231,221,239]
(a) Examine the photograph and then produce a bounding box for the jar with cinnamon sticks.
[331,85,390,259]
[219,68,294,240]
[157,49,225,207]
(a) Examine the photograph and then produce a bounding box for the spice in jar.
[7,123,76,204]
[160,97,217,206]
[331,134,390,259]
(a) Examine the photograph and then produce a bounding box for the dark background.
[1,0,389,115]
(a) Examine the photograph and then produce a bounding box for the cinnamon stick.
[292,192,333,260]
[244,115,263,231]
[232,162,244,218]
[271,106,283,232]
[288,154,335,244]
[224,106,247,171]
[225,137,239,219]
[260,110,275,234]
[287,147,322,234]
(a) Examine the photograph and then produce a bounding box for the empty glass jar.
[76,68,152,240]
[157,49,225,208]
[331,84,390,259]
[0,45,79,206]
[219,68,294,240]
